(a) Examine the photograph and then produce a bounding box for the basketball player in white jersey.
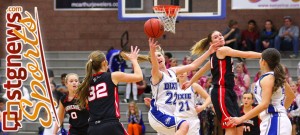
[146,38,219,135]
[227,48,296,135]
[174,70,211,135]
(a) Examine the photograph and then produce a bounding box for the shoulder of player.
[260,75,274,86]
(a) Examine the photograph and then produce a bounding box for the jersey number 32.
[88,83,108,101]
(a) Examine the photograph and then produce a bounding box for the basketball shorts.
[260,113,292,135]
[148,100,184,135]
[176,116,200,135]
[88,119,128,135]
[211,86,240,128]
[69,124,88,135]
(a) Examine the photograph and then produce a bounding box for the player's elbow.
[260,102,269,110]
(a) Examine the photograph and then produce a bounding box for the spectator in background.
[169,58,178,68]
[57,73,68,94]
[223,19,240,49]
[283,65,293,83]
[164,52,173,69]
[182,56,193,65]
[240,19,260,51]
[235,62,251,104]
[127,101,145,135]
[275,16,299,58]
[183,56,195,80]
[287,81,300,135]
[48,69,55,82]
[256,20,277,52]
[137,79,147,102]
[106,47,127,72]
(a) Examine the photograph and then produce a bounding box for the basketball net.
[153,5,180,34]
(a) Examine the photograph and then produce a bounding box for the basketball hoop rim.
[153,5,180,17]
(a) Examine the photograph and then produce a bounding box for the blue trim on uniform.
[150,99,176,128]
[258,72,274,88]
[150,73,164,86]
[268,113,279,135]
[190,86,194,93]
[267,105,276,113]
[176,120,186,130]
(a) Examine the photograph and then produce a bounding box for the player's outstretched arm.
[112,46,143,84]
[148,38,163,85]
[172,41,219,75]
[284,82,296,109]
[217,46,261,59]
[182,61,210,90]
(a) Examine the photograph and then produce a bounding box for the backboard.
[118,0,226,21]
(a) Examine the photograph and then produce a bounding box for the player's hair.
[261,48,285,93]
[127,101,140,121]
[243,91,254,99]
[120,46,165,63]
[77,51,106,108]
[190,31,217,55]
[64,73,79,84]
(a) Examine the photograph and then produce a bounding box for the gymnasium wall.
[0,0,299,58]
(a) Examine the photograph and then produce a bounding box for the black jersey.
[240,105,260,135]
[88,72,120,123]
[60,94,89,128]
[210,53,234,88]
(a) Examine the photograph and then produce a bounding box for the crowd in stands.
[223,16,299,59]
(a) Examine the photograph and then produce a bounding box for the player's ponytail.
[261,48,285,93]
[77,51,106,108]
[191,38,209,55]
[120,51,149,63]
[190,31,215,55]
[273,64,285,93]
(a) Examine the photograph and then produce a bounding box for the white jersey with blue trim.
[174,85,198,118]
[150,69,177,115]
[253,71,287,117]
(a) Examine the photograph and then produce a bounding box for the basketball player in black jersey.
[53,73,89,135]
[76,46,143,135]
[240,92,260,135]
[182,30,261,135]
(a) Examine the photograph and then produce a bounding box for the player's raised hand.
[208,41,221,54]
[125,46,140,62]
[144,97,151,108]
[148,38,159,51]
[181,81,192,90]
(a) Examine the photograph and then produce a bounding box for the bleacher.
[0,51,299,135]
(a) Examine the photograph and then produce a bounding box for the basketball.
[144,18,164,38]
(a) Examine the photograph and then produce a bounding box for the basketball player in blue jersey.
[53,73,89,135]
[146,38,219,135]
[227,48,296,135]
[76,46,143,135]
[182,30,261,135]
[174,69,211,135]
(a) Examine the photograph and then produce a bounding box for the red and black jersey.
[60,94,89,128]
[88,72,120,123]
[210,53,234,88]
[240,104,261,135]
